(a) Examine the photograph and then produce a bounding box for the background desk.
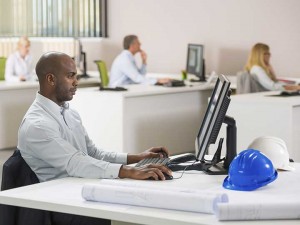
[0,74,100,149]
[0,164,299,225]
[221,91,300,162]
[71,83,213,155]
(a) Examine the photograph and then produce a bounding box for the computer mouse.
[163,172,173,180]
[147,172,173,180]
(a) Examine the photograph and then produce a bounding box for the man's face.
[54,57,78,104]
[131,38,141,54]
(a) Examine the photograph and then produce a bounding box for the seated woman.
[5,36,36,82]
[245,43,299,91]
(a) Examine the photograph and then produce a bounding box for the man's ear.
[46,73,56,86]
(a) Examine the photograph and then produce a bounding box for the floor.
[0,147,15,185]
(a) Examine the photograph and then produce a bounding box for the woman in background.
[5,36,36,82]
[245,43,299,91]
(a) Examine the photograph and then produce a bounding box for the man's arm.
[120,55,156,85]
[23,121,122,179]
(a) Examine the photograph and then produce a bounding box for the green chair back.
[94,60,109,87]
[0,57,6,81]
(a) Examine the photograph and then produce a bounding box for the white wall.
[84,0,300,78]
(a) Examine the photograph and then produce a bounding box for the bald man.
[18,52,172,224]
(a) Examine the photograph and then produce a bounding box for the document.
[216,202,300,220]
[81,180,228,214]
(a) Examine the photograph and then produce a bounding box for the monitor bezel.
[186,43,205,81]
[195,74,231,161]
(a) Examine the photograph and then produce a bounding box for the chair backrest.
[236,71,268,94]
[94,60,109,87]
[0,149,52,225]
[0,57,6,81]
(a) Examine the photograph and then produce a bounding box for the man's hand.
[157,78,172,84]
[119,164,172,180]
[19,75,26,81]
[127,146,170,164]
[284,85,300,91]
[140,50,147,64]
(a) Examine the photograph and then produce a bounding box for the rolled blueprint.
[216,202,300,220]
[82,182,228,214]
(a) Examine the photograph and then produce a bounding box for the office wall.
[84,0,300,78]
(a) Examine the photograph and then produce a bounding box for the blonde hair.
[245,43,276,81]
[17,36,30,50]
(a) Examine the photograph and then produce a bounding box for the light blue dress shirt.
[109,50,157,87]
[18,93,127,182]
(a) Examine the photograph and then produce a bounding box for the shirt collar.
[36,92,69,116]
[16,51,31,61]
[123,50,135,62]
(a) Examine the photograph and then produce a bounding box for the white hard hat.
[248,136,294,171]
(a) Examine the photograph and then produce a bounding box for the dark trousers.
[51,212,111,225]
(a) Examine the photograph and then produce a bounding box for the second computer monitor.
[186,44,205,82]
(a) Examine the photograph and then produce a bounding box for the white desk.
[0,73,100,149]
[221,91,300,162]
[71,82,213,155]
[0,164,299,225]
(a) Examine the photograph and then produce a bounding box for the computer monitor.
[77,40,90,79]
[195,74,236,170]
[186,44,205,82]
[168,74,236,174]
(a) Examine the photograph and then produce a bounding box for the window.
[0,0,107,37]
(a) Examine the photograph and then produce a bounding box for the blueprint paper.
[82,183,228,214]
[216,202,300,220]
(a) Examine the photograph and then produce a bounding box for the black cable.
[172,160,198,179]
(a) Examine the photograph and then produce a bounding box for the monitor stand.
[167,115,237,175]
[77,52,90,79]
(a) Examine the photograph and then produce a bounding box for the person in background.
[245,43,300,91]
[109,34,170,87]
[18,51,172,224]
[5,36,36,82]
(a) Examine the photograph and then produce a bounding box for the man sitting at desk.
[18,52,172,224]
[109,34,170,87]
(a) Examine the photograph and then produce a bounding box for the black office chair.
[0,149,52,225]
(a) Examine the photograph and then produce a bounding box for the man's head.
[123,35,141,54]
[35,52,78,106]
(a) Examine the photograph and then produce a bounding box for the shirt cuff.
[104,163,123,178]
[116,153,128,164]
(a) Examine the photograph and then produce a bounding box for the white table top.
[0,163,299,225]
[0,71,100,91]
[231,90,300,106]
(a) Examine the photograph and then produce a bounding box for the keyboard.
[164,79,185,87]
[135,157,170,167]
[155,79,185,87]
[280,90,300,96]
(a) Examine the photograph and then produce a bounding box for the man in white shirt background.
[109,34,170,87]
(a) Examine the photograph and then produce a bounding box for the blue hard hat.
[223,149,278,191]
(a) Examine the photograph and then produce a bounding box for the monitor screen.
[186,44,205,81]
[195,74,231,161]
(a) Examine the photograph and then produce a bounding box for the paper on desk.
[81,182,228,214]
[216,202,300,220]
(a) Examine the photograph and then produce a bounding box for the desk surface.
[0,71,100,91]
[0,164,299,225]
